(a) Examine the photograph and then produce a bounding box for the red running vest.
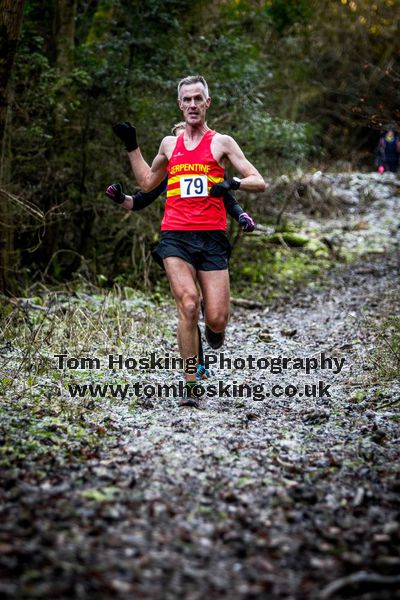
[162,129,226,230]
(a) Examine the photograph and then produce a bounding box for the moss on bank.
[229,227,332,300]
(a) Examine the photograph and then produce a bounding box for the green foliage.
[235,113,316,170]
[230,230,330,299]
[265,0,313,33]
[13,40,57,174]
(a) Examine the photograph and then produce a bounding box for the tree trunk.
[54,0,77,76]
[52,0,77,133]
[39,0,77,275]
[0,0,25,148]
[0,0,25,294]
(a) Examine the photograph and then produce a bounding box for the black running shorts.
[152,230,231,271]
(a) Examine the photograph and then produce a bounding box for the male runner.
[113,75,265,407]
[106,122,255,232]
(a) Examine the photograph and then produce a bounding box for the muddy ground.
[0,173,399,599]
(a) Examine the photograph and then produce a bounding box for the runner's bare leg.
[163,257,200,382]
[197,269,230,333]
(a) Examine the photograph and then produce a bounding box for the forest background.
[1,0,399,296]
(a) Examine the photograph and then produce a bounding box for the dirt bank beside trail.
[1,174,399,599]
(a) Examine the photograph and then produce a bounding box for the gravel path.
[1,173,399,600]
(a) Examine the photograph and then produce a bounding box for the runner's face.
[178,83,210,126]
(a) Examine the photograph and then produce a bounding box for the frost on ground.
[0,173,399,599]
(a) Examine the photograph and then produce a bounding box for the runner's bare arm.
[128,138,171,192]
[219,135,266,192]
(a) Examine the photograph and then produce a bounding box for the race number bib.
[180,175,208,198]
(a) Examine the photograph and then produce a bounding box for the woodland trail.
[1,174,399,600]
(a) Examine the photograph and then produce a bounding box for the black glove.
[112,122,138,152]
[209,177,241,197]
[238,212,255,232]
[105,183,126,204]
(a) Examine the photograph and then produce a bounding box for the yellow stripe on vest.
[207,176,224,184]
[168,175,182,186]
[166,188,181,198]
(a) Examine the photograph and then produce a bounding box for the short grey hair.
[177,75,209,99]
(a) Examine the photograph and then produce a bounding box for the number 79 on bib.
[180,175,208,198]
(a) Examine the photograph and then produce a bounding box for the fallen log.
[230,297,264,309]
